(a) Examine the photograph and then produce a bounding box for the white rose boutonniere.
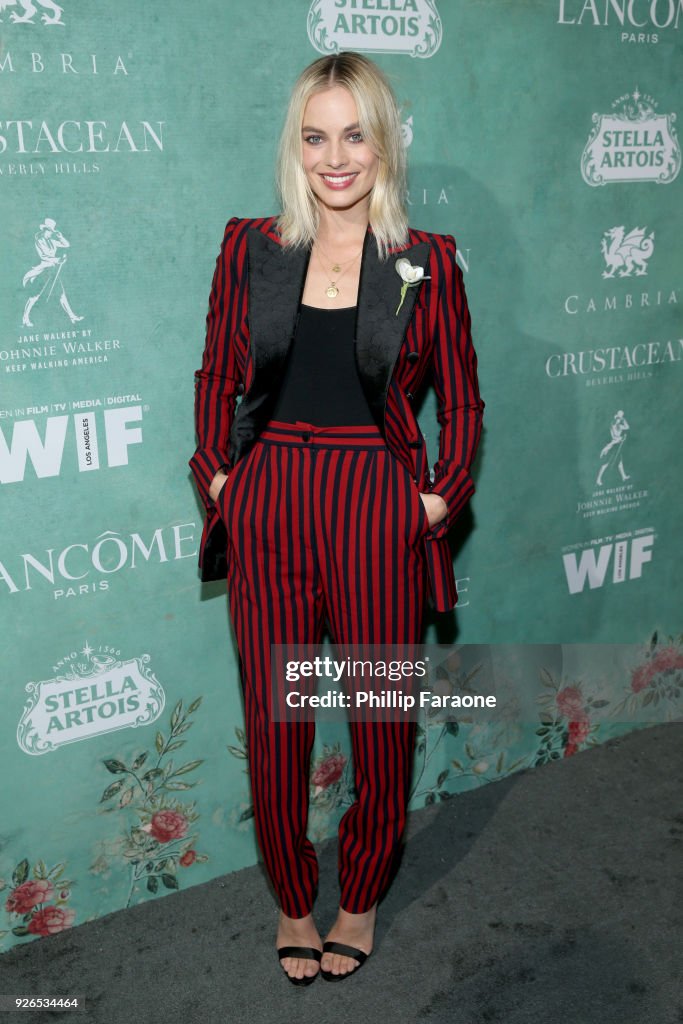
[395,257,430,315]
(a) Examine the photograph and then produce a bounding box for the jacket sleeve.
[426,233,485,539]
[188,217,244,512]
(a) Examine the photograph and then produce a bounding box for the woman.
[189,52,485,985]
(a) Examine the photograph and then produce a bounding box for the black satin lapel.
[355,234,431,435]
[228,230,310,462]
[247,229,311,374]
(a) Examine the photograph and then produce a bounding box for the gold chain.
[313,240,363,299]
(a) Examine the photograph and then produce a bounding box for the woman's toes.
[323,952,357,975]
[282,955,319,980]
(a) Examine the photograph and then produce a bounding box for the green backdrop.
[2,0,681,951]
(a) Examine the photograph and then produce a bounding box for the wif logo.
[0,404,143,483]
[562,531,654,594]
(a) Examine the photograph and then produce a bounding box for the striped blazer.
[189,215,485,612]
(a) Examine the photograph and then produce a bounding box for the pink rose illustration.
[650,646,683,673]
[144,809,189,844]
[564,718,591,758]
[556,685,588,722]
[27,905,76,936]
[180,850,196,867]
[631,663,656,693]
[311,754,346,792]
[5,879,54,915]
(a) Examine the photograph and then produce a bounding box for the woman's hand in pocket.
[209,469,229,505]
[419,492,448,530]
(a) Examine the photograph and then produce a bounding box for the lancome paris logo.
[557,0,683,44]
[561,527,654,595]
[576,409,649,520]
[16,641,166,755]
[308,0,442,57]
[581,88,680,185]
[0,519,198,600]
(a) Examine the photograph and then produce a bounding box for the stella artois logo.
[307,0,442,58]
[17,642,166,754]
[582,88,680,186]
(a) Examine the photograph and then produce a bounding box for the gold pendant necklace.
[314,241,362,300]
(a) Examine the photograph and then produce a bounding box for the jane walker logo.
[307,0,442,57]
[17,641,165,755]
[21,218,83,327]
[581,88,680,185]
[576,409,649,521]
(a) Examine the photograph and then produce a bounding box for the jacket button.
[407,351,419,363]
[406,391,414,401]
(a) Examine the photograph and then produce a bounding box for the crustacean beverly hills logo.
[307,0,442,57]
[581,88,680,185]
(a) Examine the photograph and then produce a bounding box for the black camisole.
[269,303,375,426]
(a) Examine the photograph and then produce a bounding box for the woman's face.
[301,85,380,215]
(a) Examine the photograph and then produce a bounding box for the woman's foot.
[276,910,322,982]
[321,903,377,978]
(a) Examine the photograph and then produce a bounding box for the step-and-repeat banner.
[2,1,681,951]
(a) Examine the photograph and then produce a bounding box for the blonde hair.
[276,52,408,260]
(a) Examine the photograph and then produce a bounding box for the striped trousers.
[217,417,428,917]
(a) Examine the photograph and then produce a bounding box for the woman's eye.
[304,134,322,145]
[348,132,363,143]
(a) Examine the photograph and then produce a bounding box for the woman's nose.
[326,141,347,167]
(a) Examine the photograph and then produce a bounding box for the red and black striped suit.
[189,216,485,916]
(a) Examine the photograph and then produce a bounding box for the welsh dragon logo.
[0,1,65,25]
[601,226,655,278]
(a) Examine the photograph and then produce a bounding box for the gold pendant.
[326,285,339,298]
[331,264,341,274]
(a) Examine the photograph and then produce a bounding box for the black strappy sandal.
[320,940,370,982]
[277,945,322,986]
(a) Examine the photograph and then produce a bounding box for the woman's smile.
[319,172,360,189]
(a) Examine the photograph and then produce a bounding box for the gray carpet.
[3,722,682,1024]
